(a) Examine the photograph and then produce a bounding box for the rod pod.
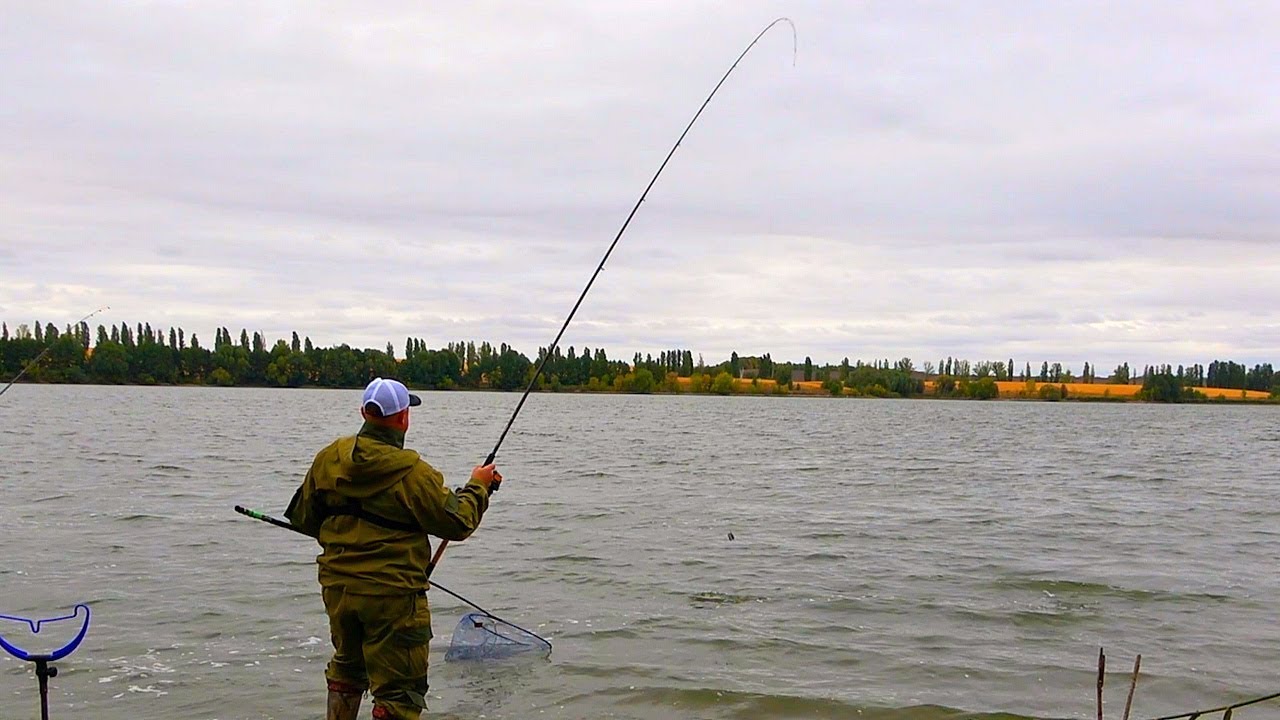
[0,603,92,720]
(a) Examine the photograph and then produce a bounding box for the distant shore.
[3,377,1275,403]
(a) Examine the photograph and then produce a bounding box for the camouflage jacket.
[285,422,489,594]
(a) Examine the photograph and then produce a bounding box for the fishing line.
[0,306,109,398]
[428,16,797,578]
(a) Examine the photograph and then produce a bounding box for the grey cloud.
[2,2,1278,370]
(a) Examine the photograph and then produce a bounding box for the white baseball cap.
[361,377,422,417]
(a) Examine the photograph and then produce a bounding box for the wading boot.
[326,680,364,720]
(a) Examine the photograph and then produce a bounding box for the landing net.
[445,612,552,661]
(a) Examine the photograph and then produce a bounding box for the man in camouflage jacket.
[287,378,500,720]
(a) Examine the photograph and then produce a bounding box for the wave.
[32,493,73,502]
[991,577,1231,603]
[540,553,604,563]
[582,685,1051,720]
[688,591,764,606]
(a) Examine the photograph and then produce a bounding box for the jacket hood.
[314,432,420,499]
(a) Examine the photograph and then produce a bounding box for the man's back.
[286,423,490,594]
[289,378,500,720]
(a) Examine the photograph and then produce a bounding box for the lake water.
[2,385,1279,719]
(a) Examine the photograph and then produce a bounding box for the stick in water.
[1121,654,1141,720]
[1096,647,1106,720]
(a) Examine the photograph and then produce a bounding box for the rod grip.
[482,452,500,493]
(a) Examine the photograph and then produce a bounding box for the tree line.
[1,319,1277,402]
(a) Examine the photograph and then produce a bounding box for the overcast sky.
[2,2,1277,371]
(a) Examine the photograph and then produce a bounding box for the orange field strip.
[667,376,1271,399]
[990,381,1269,399]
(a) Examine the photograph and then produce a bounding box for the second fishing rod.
[427,17,797,578]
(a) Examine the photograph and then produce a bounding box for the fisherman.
[285,377,501,720]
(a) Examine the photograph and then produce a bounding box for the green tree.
[933,375,956,397]
[266,351,311,387]
[711,371,735,395]
[1139,371,1202,402]
[213,344,251,384]
[43,334,87,383]
[632,367,656,394]
[1112,362,1131,384]
[135,341,176,384]
[490,347,532,391]
[179,339,211,384]
[967,377,999,400]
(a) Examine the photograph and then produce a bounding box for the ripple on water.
[591,685,1043,720]
[115,513,168,522]
[988,577,1233,604]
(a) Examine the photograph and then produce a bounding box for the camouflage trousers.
[322,586,432,719]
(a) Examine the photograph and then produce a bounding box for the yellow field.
[671,376,837,394]
[673,376,784,392]
[669,376,1271,400]
[988,381,1270,400]
[988,381,1269,397]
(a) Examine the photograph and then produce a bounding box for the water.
[2,386,1279,719]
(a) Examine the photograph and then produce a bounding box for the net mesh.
[445,612,552,661]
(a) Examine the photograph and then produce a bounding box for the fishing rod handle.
[482,452,501,493]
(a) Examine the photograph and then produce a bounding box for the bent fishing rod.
[427,17,797,578]
[0,306,109,398]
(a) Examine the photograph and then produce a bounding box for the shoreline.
[2,378,1276,404]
